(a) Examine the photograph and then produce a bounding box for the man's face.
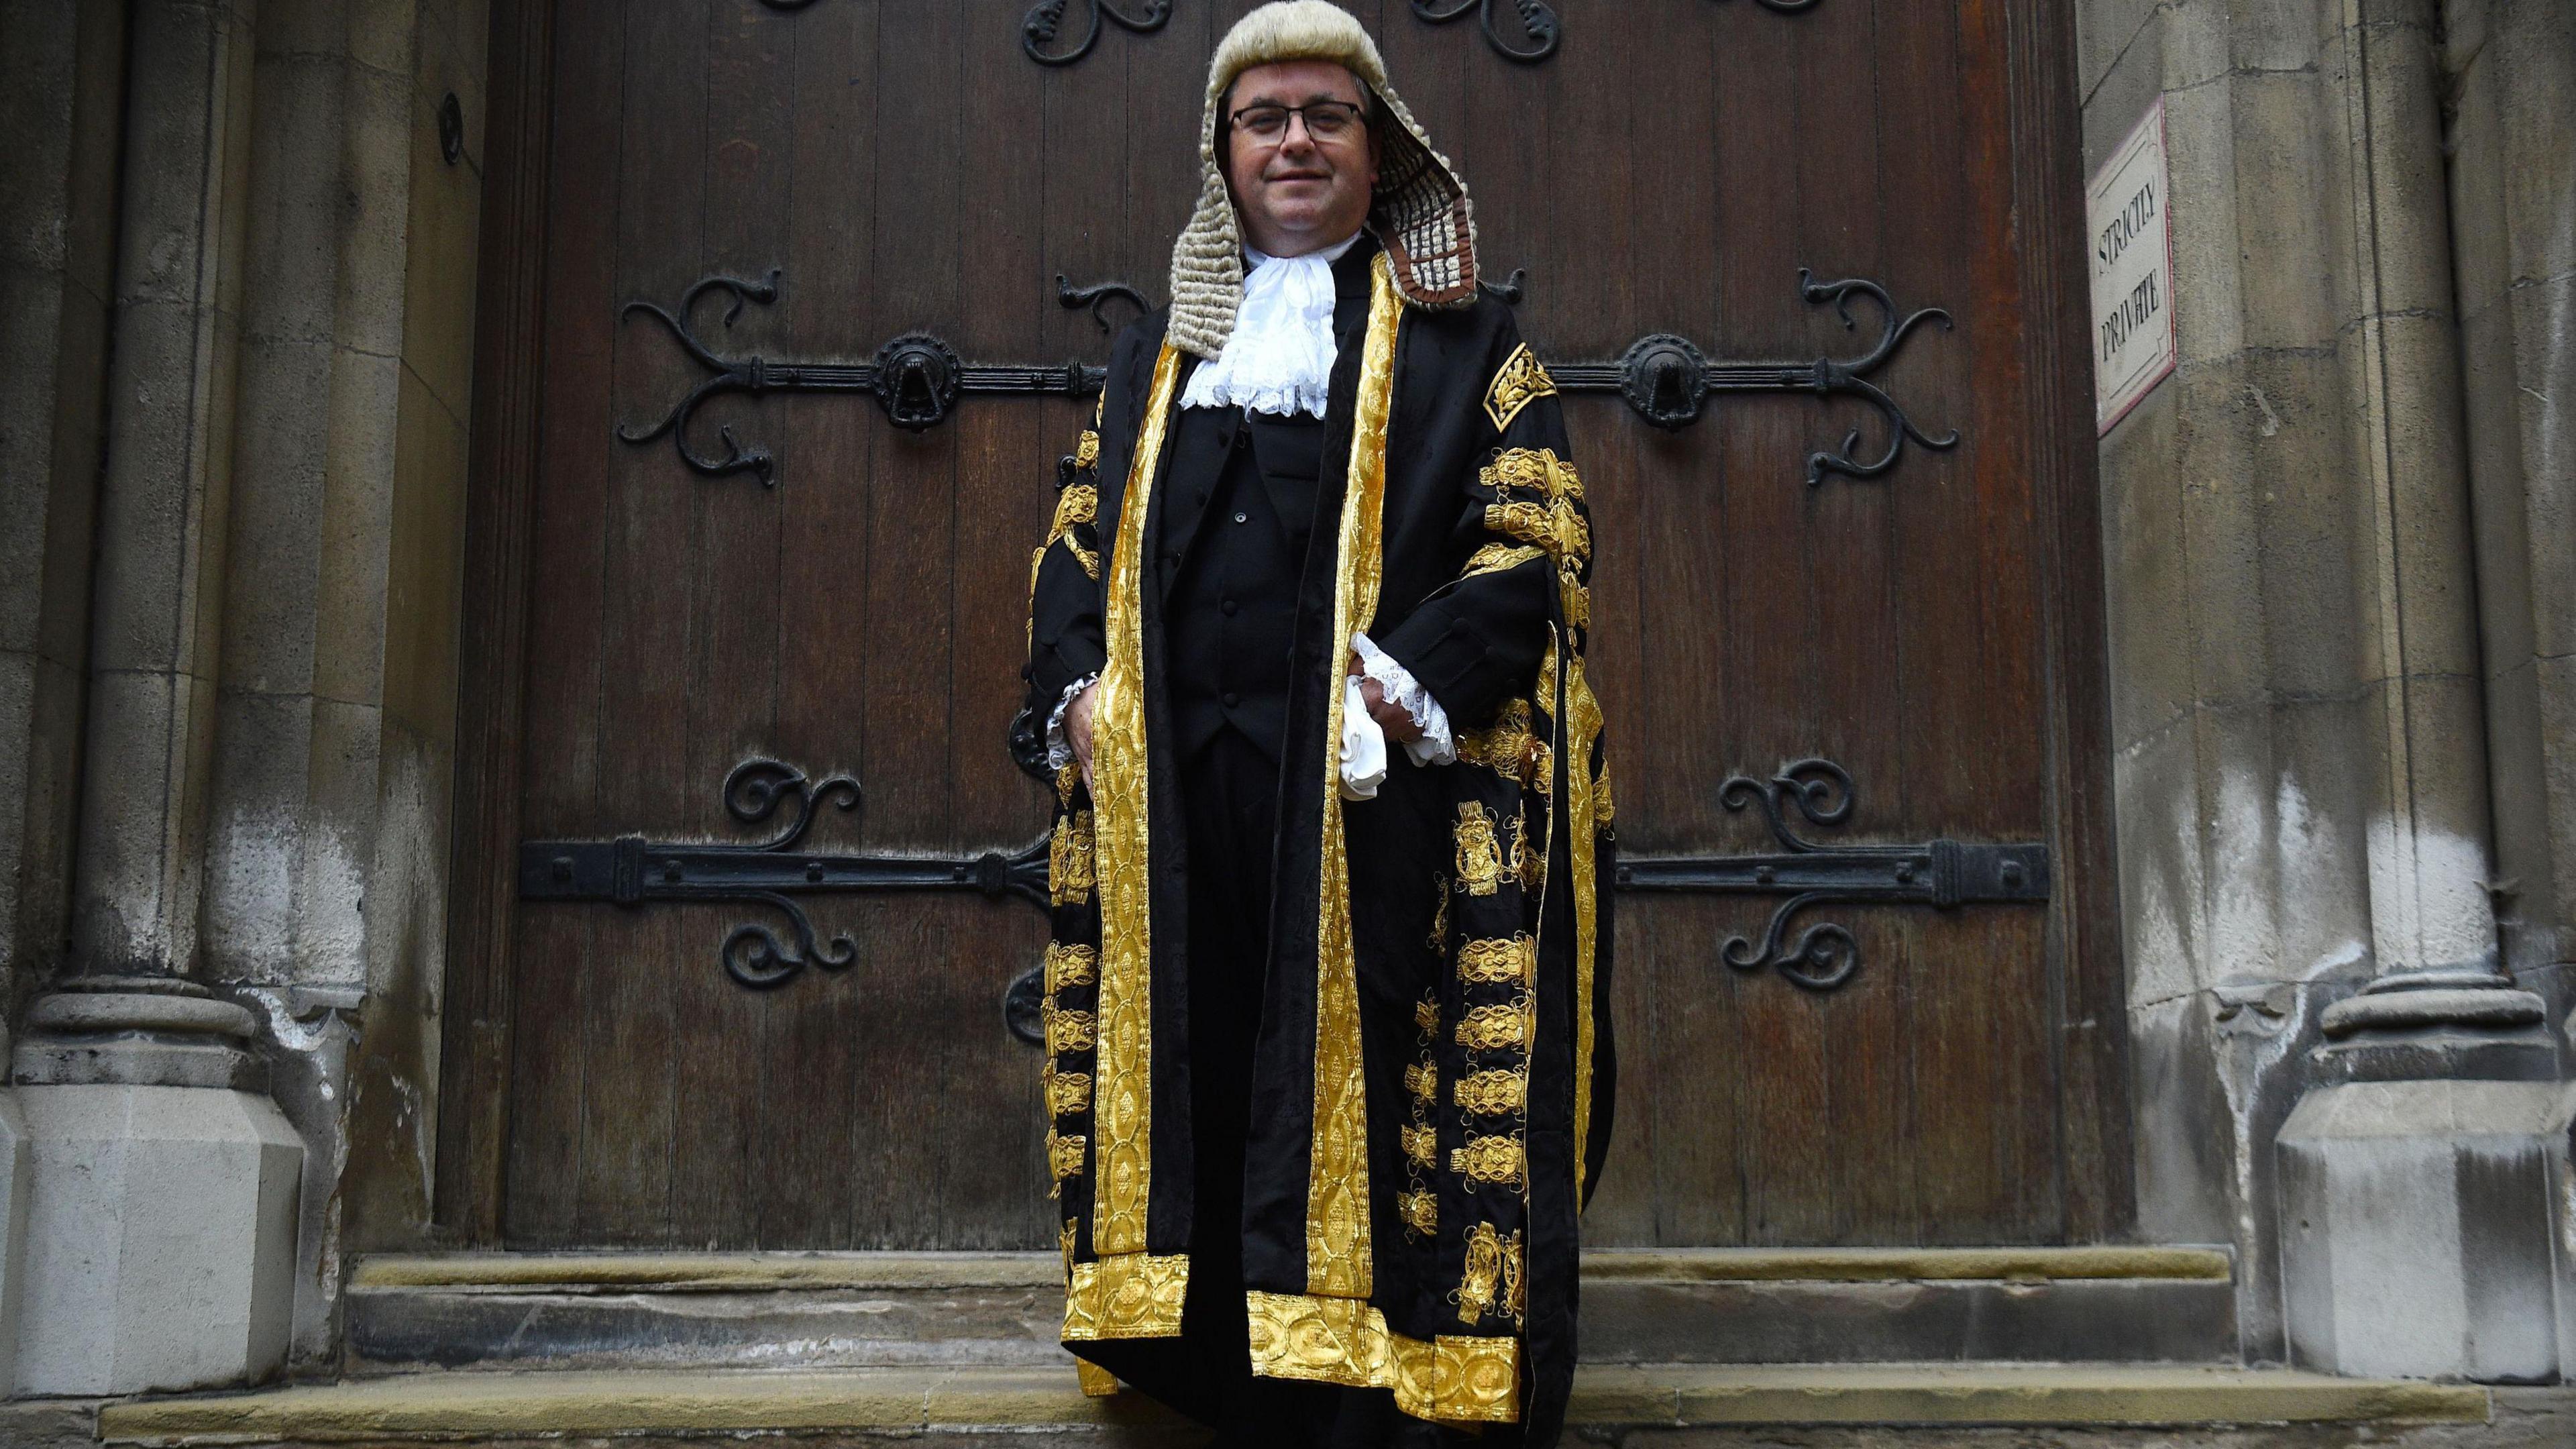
[1224,60,1379,256]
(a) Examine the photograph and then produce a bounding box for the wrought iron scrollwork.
[1415,0,1818,63]
[617,270,1130,483]
[1411,0,1561,64]
[1615,759,2049,992]
[1552,271,1961,486]
[518,758,1051,991]
[1023,0,1171,66]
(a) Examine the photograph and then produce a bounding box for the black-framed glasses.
[1229,100,1366,144]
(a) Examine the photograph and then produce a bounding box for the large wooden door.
[441,0,2124,1251]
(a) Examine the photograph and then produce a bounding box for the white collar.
[1181,231,1365,417]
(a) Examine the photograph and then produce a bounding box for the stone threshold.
[352,1244,2234,1292]
[97,1364,2483,1443]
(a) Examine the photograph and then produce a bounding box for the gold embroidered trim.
[1428,872,1452,949]
[1047,1071,1094,1118]
[1063,1252,1189,1341]
[1086,346,1182,1255]
[1455,998,1533,1053]
[1073,429,1102,473]
[1244,1291,1521,1425]
[1045,941,1099,993]
[1450,1134,1527,1187]
[1044,1002,1097,1057]
[1049,482,1099,540]
[1302,256,1403,1300]
[1595,763,1617,826]
[1454,1223,1525,1328]
[1485,499,1591,569]
[1483,344,1558,433]
[1458,935,1538,987]
[1048,1131,1088,1180]
[1061,1219,1079,1269]
[1405,1062,1439,1102]
[1462,542,1546,580]
[1077,1359,1119,1397]
[1413,998,1440,1035]
[1401,1124,1438,1168]
[1560,573,1589,627]
[1561,641,1607,1195]
[1398,1189,1438,1238]
[1049,812,1095,907]
[1067,537,1100,580]
[1055,763,1081,808]
[1454,802,1503,897]
[1457,700,1550,792]
[1509,809,1544,894]
[1454,1067,1528,1117]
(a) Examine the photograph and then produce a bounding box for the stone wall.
[2072,0,2544,1363]
[0,0,486,1385]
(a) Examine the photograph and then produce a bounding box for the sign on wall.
[2089,97,2176,435]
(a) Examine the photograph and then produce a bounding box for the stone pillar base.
[9,989,303,1396]
[2277,1077,2576,1383]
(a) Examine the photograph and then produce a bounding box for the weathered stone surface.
[93,1364,2489,1446]
[2275,1078,2576,1382]
[13,1083,303,1395]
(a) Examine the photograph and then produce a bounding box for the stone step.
[94,1363,2487,1446]
[343,1247,2239,1376]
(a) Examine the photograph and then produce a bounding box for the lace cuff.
[1044,675,1099,771]
[1350,631,1456,768]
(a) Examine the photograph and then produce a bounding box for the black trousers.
[1173,731,1462,1449]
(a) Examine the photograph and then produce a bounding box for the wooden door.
[441,0,2125,1251]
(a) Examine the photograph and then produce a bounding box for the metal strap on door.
[517,755,2049,1040]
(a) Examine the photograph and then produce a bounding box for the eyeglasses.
[1228,100,1366,145]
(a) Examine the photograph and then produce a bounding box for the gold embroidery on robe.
[1454,802,1503,896]
[1455,1223,1524,1327]
[1405,1062,1439,1102]
[1078,1360,1120,1397]
[1594,763,1616,827]
[1061,1219,1079,1269]
[1485,499,1591,569]
[1450,1134,1527,1187]
[1073,429,1102,473]
[1055,763,1081,808]
[1046,941,1099,993]
[1457,700,1550,793]
[1401,1124,1438,1169]
[1047,1071,1094,1118]
[1483,345,1558,433]
[1428,872,1452,949]
[1244,1291,1521,1424]
[1399,1189,1438,1238]
[1049,1131,1088,1181]
[1458,935,1537,987]
[1049,812,1095,906]
[1455,998,1534,1053]
[1303,254,1403,1301]
[1044,1001,1097,1057]
[1415,997,1441,1035]
[1509,809,1544,894]
[1063,1252,1189,1340]
[1087,346,1182,1259]
[1454,1067,1528,1117]
[1462,542,1546,581]
[1560,640,1607,1195]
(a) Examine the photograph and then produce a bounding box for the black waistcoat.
[1157,405,1328,764]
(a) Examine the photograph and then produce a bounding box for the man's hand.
[1348,651,1426,744]
[1067,682,1100,788]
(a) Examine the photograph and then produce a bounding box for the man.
[1020,5,1613,1444]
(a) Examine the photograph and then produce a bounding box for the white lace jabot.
[1179,232,1362,417]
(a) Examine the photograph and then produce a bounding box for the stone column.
[2306,0,2545,1076]
[2273,5,2569,1384]
[9,0,303,1397]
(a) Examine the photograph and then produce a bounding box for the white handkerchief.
[1340,677,1389,802]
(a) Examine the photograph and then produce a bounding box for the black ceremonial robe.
[1022,242,1615,1448]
